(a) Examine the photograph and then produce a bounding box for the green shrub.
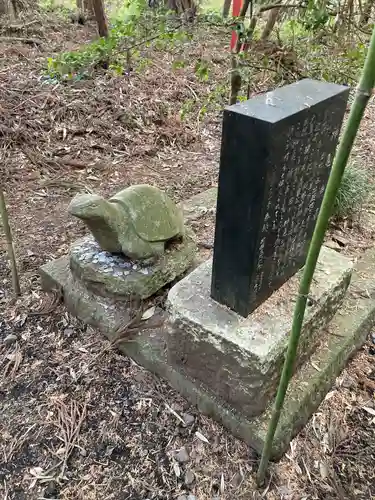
[332,163,370,221]
[278,19,367,86]
[44,11,190,81]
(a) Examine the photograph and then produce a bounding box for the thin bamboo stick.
[0,189,21,296]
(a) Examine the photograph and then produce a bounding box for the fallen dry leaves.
[0,10,375,500]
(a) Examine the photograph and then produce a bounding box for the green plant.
[257,21,375,485]
[198,9,224,24]
[279,18,311,42]
[179,80,227,122]
[39,0,75,14]
[333,162,370,220]
[46,36,118,80]
[172,59,186,70]
[300,3,330,31]
[179,98,195,120]
[45,8,190,81]
[278,16,368,86]
[45,14,141,80]
[194,59,210,81]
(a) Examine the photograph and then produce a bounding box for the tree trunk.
[333,0,355,32]
[0,0,37,15]
[0,0,9,15]
[167,0,196,16]
[166,0,177,11]
[345,0,354,28]
[10,0,18,17]
[222,0,232,18]
[229,55,241,105]
[260,6,281,40]
[0,0,22,16]
[229,15,258,104]
[92,0,108,38]
[83,0,94,15]
[360,0,374,25]
[229,0,257,105]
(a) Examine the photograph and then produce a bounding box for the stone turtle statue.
[68,184,184,261]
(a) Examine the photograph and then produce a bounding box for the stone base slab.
[180,187,217,223]
[166,246,353,417]
[68,230,197,301]
[39,247,375,459]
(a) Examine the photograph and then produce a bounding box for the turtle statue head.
[68,193,107,221]
[68,192,123,254]
[68,184,185,261]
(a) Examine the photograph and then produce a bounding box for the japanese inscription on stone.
[211,79,350,317]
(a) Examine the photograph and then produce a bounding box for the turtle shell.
[109,184,183,242]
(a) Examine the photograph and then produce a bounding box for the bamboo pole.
[256,23,375,485]
[0,189,20,296]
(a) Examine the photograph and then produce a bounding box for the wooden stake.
[0,189,21,296]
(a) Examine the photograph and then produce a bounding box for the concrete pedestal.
[166,247,353,417]
[39,246,375,459]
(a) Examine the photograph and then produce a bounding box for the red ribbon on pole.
[230,0,241,50]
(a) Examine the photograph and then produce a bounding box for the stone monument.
[211,78,350,317]
[166,78,365,451]
[40,80,375,460]
[167,78,352,415]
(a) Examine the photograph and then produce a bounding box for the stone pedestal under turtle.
[68,184,185,261]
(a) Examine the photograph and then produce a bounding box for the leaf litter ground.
[1,12,375,500]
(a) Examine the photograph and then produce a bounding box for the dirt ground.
[1,12,375,500]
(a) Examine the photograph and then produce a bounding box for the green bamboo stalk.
[0,189,21,296]
[256,24,375,486]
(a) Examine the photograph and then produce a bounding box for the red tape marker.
[230,0,241,51]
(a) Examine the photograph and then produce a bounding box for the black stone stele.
[211,78,350,318]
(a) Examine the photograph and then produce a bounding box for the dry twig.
[3,342,23,379]
[28,288,63,316]
[52,397,88,478]
[0,36,42,45]
[3,424,37,462]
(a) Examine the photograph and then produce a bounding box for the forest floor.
[0,12,375,500]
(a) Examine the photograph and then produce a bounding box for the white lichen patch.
[71,236,151,280]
